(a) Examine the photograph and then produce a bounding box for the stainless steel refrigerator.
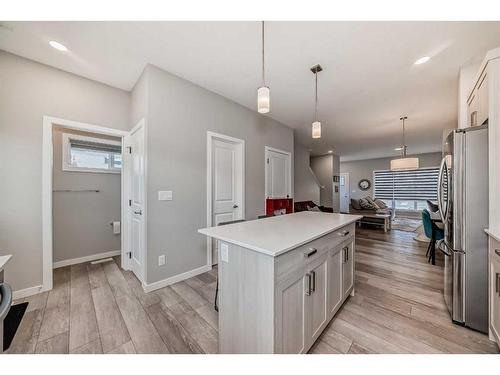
[438,124,489,333]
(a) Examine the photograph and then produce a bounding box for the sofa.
[294,201,333,213]
[349,197,394,231]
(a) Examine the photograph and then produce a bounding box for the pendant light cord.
[261,21,265,85]
[401,116,407,157]
[314,71,318,121]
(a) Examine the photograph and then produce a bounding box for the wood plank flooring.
[8,227,499,354]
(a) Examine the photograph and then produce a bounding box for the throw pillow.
[365,196,380,209]
[309,206,321,212]
[351,198,362,211]
[359,198,375,210]
[374,199,388,209]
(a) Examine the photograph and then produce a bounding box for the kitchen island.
[198,211,362,353]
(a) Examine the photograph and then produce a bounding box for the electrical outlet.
[158,255,166,266]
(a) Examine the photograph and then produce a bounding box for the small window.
[62,133,122,173]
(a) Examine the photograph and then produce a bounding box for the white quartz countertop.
[198,211,362,257]
[0,255,12,272]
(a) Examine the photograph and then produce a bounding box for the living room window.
[373,167,439,212]
[62,133,122,173]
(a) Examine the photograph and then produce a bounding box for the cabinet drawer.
[275,224,354,282]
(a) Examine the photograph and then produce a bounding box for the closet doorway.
[41,116,146,292]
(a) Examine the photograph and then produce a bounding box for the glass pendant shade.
[312,121,321,139]
[257,86,270,113]
[390,157,419,171]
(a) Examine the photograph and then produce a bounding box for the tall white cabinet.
[469,47,500,350]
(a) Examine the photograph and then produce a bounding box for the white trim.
[206,131,245,267]
[142,264,211,293]
[13,285,43,300]
[53,250,121,269]
[42,116,129,293]
[264,146,293,202]
[123,119,147,282]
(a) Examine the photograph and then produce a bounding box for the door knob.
[233,204,238,209]
[134,210,142,215]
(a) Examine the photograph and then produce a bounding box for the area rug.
[413,225,431,243]
[392,217,422,232]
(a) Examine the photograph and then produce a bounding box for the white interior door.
[128,123,145,281]
[212,137,244,264]
[339,173,350,213]
[265,147,291,199]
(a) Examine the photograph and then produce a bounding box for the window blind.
[373,167,439,201]
[69,138,121,153]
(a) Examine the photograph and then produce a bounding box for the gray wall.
[130,68,148,127]
[144,65,294,284]
[340,152,442,200]
[0,51,130,291]
[310,154,340,210]
[311,155,334,208]
[293,140,320,203]
[52,127,121,263]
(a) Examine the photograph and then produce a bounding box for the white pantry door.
[265,147,291,199]
[128,123,145,281]
[339,173,350,213]
[212,137,244,263]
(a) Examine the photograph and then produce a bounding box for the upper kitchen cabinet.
[467,67,489,127]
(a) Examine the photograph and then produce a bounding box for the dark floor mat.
[3,302,28,351]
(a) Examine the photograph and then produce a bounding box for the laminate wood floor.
[8,227,499,354]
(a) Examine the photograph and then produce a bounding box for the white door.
[339,173,350,213]
[265,147,291,199]
[212,137,244,263]
[128,123,145,281]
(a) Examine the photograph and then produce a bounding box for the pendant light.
[390,116,419,170]
[257,21,270,113]
[311,64,323,139]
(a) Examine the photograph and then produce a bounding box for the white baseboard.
[142,263,212,293]
[13,284,43,300]
[53,250,121,269]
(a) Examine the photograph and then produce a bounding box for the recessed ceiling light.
[394,147,403,151]
[414,56,430,65]
[328,150,333,154]
[49,40,68,52]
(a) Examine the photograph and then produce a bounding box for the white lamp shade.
[312,121,321,139]
[390,157,419,171]
[257,86,270,113]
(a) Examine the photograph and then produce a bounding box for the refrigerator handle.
[437,157,447,223]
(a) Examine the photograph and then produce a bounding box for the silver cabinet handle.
[471,110,478,126]
[134,210,142,215]
[311,271,316,293]
[304,248,317,258]
[342,246,348,263]
[495,249,500,258]
[305,273,312,296]
[339,230,350,237]
[496,273,500,296]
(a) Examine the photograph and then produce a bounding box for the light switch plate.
[158,190,173,201]
[158,255,166,266]
[220,243,229,263]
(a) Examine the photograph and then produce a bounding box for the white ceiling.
[1,21,500,161]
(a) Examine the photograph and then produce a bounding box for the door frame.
[42,116,131,292]
[339,172,350,213]
[123,119,148,282]
[206,131,245,266]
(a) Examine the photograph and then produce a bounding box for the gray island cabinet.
[198,211,361,353]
